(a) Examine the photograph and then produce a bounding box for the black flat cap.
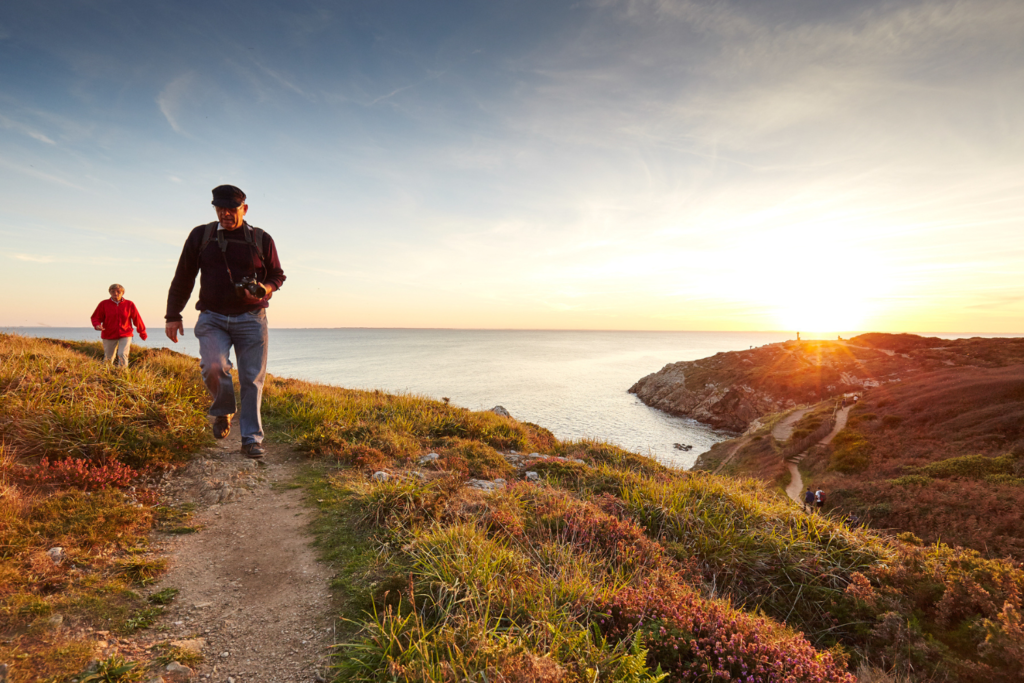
[211,184,247,208]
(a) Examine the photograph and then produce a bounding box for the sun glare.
[721,234,888,333]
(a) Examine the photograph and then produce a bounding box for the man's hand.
[94,325,103,331]
[241,282,276,304]
[166,321,184,343]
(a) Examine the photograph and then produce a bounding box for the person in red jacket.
[91,284,147,367]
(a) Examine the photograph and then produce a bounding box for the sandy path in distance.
[785,406,851,504]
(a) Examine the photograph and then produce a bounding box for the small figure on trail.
[841,397,847,409]
[797,332,801,341]
[803,487,814,513]
[815,488,826,512]
[91,283,147,367]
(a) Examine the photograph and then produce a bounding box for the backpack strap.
[246,224,266,263]
[197,222,218,268]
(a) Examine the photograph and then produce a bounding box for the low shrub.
[596,575,855,683]
[881,415,904,429]
[915,453,1016,479]
[984,473,1024,486]
[18,457,138,491]
[435,439,515,480]
[829,432,873,473]
[889,475,932,487]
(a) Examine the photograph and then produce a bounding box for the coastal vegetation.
[3,333,1024,682]
[0,334,209,681]
[802,365,1024,560]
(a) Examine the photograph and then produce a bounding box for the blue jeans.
[194,309,269,445]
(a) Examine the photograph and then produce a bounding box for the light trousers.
[102,337,132,367]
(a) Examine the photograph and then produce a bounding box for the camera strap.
[212,224,266,283]
[199,222,266,274]
[216,230,239,284]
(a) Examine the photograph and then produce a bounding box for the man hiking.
[165,185,286,458]
[803,487,815,513]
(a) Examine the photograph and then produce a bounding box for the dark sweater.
[166,222,286,321]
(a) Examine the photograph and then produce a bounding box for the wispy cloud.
[12,253,55,263]
[156,73,195,135]
[0,156,83,189]
[0,113,55,144]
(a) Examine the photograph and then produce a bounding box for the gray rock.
[169,637,205,654]
[372,471,390,482]
[47,547,65,564]
[525,471,540,482]
[418,453,440,464]
[163,662,193,683]
[0,663,8,683]
[490,405,512,418]
[466,479,505,491]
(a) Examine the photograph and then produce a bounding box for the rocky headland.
[629,333,1024,432]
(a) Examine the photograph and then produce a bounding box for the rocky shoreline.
[629,333,1024,432]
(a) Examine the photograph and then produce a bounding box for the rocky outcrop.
[630,333,1024,432]
[629,361,796,432]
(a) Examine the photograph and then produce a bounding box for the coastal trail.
[784,406,851,504]
[150,422,334,682]
[711,407,808,476]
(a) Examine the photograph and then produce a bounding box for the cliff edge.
[629,333,1024,432]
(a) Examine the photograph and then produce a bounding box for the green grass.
[5,333,1024,683]
[0,335,209,682]
[279,374,1024,683]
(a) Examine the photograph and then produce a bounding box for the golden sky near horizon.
[1,0,1022,333]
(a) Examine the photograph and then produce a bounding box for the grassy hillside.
[803,365,1024,559]
[262,377,1024,682]
[0,334,211,681]
[3,334,1024,682]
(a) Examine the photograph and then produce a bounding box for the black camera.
[235,276,267,299]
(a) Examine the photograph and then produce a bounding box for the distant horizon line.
[2,326,1021,337]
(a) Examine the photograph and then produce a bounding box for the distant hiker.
[803,487,814,513]
[841,397,846,409]
[797,332,801,341]
[815,488,826,512]
[91,283,147,368]
[165,185,287,459]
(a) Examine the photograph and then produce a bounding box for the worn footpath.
[148,422,334,683]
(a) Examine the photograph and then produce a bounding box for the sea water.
[4,327,791,468]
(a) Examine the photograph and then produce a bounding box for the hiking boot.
[212,414,233,439]
[241,442,266,459]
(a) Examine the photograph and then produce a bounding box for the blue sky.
[2,0,1022,332]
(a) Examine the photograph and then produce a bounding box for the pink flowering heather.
[21,456,138,491]
[596,576,855,683]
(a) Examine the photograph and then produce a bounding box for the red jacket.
[91,298,148,341]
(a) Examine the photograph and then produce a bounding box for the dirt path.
[712,434,751,475]
[149,423,334,682]
[784,406,851,505]
[772,408,809,442]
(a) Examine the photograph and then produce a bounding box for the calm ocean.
[5,327,793,468]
